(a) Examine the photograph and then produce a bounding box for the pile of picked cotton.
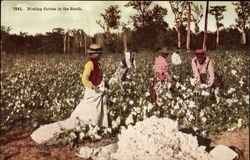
[111,116,212,160]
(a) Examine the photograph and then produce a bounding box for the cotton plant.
[50,121,113,146]
[0,50,249,139]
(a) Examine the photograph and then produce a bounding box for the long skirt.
[30,87,108,144]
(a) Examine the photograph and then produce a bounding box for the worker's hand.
[127,67,133,73]
[104,81,110,89]
[195,83,201,90]
[93,85,101,93]
[200,84,209,89]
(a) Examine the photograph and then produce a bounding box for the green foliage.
[232,1,250,31]
[100,5,121,31]
[124,1,169,51]
[125,1,168,29]
[209,6,227,29]
[1,25,248,55]
[124,1,153,28]
[191,4,204,33]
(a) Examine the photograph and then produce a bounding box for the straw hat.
[87,44,103,54]
[159,47,173,55]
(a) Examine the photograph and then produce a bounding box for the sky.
[1,1,238,36]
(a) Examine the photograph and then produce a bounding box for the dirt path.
[0,126,117,160]
[210,128,249,160]
[0,126,248,160]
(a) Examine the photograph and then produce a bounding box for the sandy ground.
[210,128,249,160]
[0,126,248,160]
[0,126,117,160]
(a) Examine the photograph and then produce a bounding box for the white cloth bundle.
[171,52,182,65]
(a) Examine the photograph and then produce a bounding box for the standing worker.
[31,44,108,144]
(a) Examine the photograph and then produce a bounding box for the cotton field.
[0,49,249,144]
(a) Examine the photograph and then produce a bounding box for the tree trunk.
[203,1,209,51]
[67,32,70,54]
[74,32,78,54]
[216,28,219,48]
[123,32,128,53]
[79,32,82,54]
[186,3,191,52]
[242,31,246,44]
[177,22,181,48]
[63,34,67,54]
[194,23,199,34]
[84,34,87,55]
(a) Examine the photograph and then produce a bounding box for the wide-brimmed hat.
[159,47,173,55]
[195,49,205,56]
[87,44,103,54]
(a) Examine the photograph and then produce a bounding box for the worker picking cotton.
[30,44,108,144]
[191,49,215,88]
[151,47,172,103]
[109,51,136,84]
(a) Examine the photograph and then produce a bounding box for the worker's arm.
[191,58,201,85]
[207,60,215,87]
[81,61,94,88]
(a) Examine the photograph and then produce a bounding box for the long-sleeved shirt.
[153,55,171,81]
[191,56,215,87]
[82,61,94,88]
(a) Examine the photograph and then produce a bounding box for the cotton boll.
[79,132,85,140]
[237,119,242,128]
[239,78,244,87]
[226,99,233,106]
[173,104,180,110]
[201,90,210,96]
[181,85,187,91]
[125,115,134,126]
[188,100,196,108]
[167,82,172,89]
[200,110,205,117]
[227,88,236,94]
[129,100,134,105]
[147,103,154,111]
[176,82,180,88]
[115,117,121,125]
[228,127,236,131]
[112,120,118,128]
[200,84,208,89]
[190,78,196,86]
[201,130,207,137]
[111,98,117,103]
[243,95,249,104]
[70,132,77,139]
[231,69,237,75]
[201,117,207,123]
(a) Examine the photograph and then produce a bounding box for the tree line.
[1,1,249,54]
